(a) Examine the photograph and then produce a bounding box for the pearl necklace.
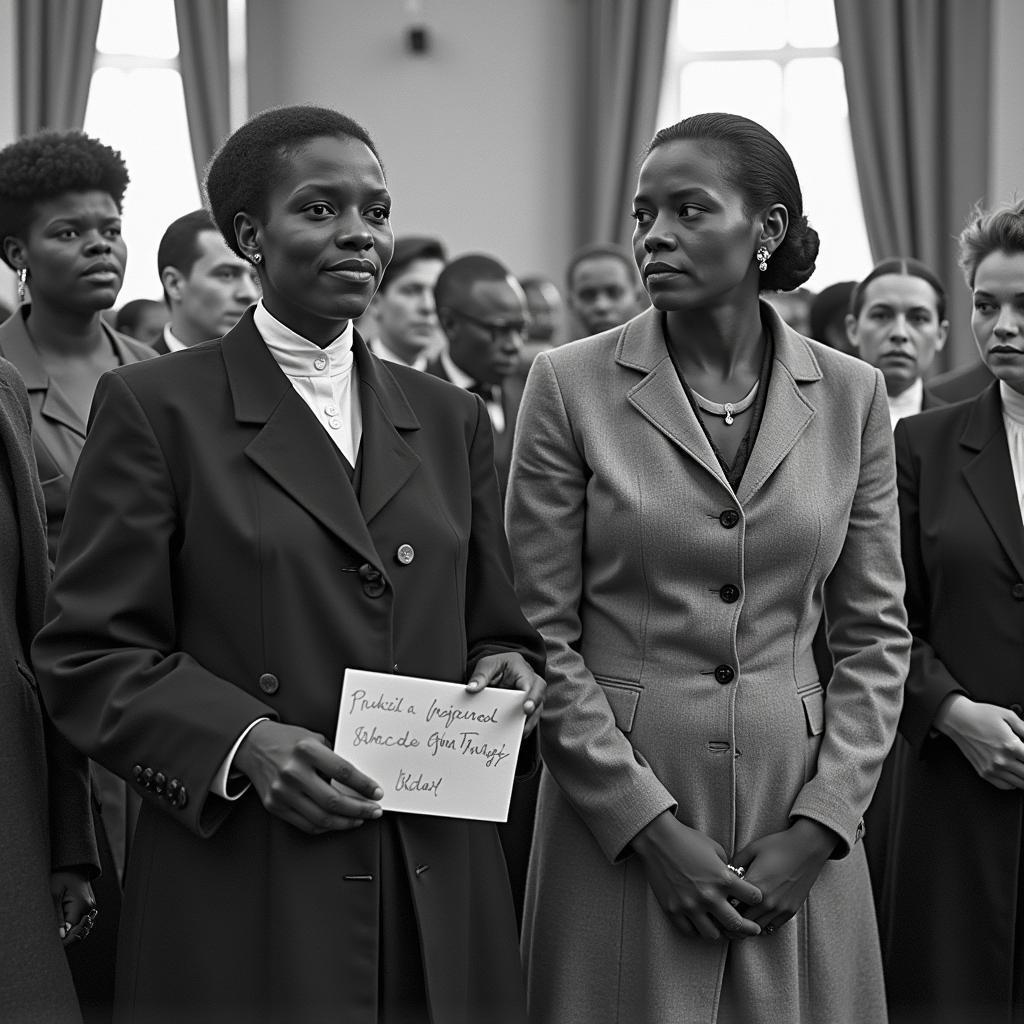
[690,380,759,425]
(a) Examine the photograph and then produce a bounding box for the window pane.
[786,0,839,48]
[96,0,179,58]
[678,61,783,137]
[782,59,872,286]
[675,0,786,52]
[84,67,200,305]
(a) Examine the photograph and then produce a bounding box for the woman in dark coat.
[0,354,97,1022]
[878,197,1024,1023]
[33,105,544,1024]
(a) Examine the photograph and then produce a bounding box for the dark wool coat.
[0,356,97,1023]
[34,313,544,1024]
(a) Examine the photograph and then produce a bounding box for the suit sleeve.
[505,353,677,862]
[790,369,911,855]
[32,371,280,838]
[892,418,967,748]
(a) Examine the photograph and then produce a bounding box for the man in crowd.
[115,297,167,348]
[155,209,259,353]
[565,242,645,339]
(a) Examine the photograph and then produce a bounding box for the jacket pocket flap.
[802,689,824,736]
[595,676,640,733]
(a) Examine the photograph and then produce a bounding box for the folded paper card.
[333,668,526,821]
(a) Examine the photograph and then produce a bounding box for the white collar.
[1001,381,1024,426]
[163,324,188,353]
[253,300,353,376]
[888,377,924,426]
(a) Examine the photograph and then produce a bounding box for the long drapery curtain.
[174,0,231,188]
[17,0,103,134]
[835,0,992,371]
[576,0,673,251]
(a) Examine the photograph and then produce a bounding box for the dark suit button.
[166,779,180,801]
[719,509,740,529]
[141,767,154,788]
[396,544,415,565]
[258,673,279,695]
[132,764,144,781]
[714,664,735,685]
[358,563,386,598]
[153,772,166,795]
[719,584,740,603]
[175,786,188,809]
[1012,583,1024,601]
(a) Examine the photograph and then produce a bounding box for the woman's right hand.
[234,721,383,834]
[934,694,1024,790]
[631,811,763,940]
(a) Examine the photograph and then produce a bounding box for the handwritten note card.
[333,669,526,821]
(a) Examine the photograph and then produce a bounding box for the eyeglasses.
[444,307,531,345]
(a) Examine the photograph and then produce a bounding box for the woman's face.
[971,249,1024,394]
[17,190,126,314]
[631,139,763,312]
[247,135,394,343]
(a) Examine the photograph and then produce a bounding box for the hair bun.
[764,214,818,291]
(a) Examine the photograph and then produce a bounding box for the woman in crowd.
[506,112,909,1023]
[0,129,154,1022]
[877,198,1024,1023]
[0,354,97,1021]
[33,104,544,1024]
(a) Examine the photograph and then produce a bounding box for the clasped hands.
[934,694,1024,791]
[631,810,837,941]
[235,653,544,835]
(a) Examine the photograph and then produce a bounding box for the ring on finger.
[725,864,745,878]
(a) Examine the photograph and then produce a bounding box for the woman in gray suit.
[506,113,910,1023]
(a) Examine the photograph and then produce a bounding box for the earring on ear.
[251,252,262,265]
[16,267,28,302]
[756,247,770,273]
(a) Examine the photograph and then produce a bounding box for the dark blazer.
[148,334,171,355]
[0,356,96,1022]
[927,359,994,403]
[424,357,524,499]
[878,383,1024,1022]
[0,306,155,560]
[33,312,543,1024]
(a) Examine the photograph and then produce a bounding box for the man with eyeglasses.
[428,253,530,500]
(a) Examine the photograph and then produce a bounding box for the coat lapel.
[221,314,379,566]
[617,308,729,491]
[735,306,820,505]
[961,383,1024,580]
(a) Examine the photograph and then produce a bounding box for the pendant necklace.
[690,380,759,425]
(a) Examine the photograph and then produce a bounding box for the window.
[657,0,872,288]
[83,0,200,306]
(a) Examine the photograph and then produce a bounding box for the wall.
[246,0,577,285]
[0,0,16,306]
[989,0,1024,207]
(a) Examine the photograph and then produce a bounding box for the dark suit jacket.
[878,383,1024,1020]
[0,306,155,560]
[34,312,543,1023]
[424,358,524,499]
[0,356,96,1021]
[927,360,994,403]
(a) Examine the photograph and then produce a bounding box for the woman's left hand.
[731,818,838,935]
[466,653,545,735]
[51,869,97,946]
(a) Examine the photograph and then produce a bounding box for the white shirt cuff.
[211,718,270,800]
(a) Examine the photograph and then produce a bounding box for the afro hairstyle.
[0,130,129,267]
[204,105,382,260]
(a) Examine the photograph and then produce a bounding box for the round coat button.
[714,664,735,685]
[1012,582,1024,601]
[719,509,740,529]
[141,767,154,788]
[719,584,740,603]
[153,771,167,795]
[132,764,143,781]
[167,779,180,800]
[358,563,386,598]
[396,544,415,565]
[175,786,189,809]
[314,356,327,371]
[258,672,280,695]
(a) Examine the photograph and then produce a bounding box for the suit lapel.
[961,384,1024,580]
[736,309,819,505]
[617,309,729,490]
[222,314,379,566]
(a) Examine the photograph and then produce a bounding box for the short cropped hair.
[850,257,947,322]
[434,253,512,311]
[565,243,636,292]
[958,197,1024,287]
[646,112,818,292]
[158,209,218,283]
[0,130,129,267]
[380,235,446,293]
[205,105,382,259]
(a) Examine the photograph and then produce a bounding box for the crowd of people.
[0,102,1020,1024]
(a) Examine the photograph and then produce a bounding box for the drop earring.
[756,247,770,273]
[16,267,27,302]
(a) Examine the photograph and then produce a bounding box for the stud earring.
[756,246,770,273]
[251,252,262,265]
[16,267,27,302]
